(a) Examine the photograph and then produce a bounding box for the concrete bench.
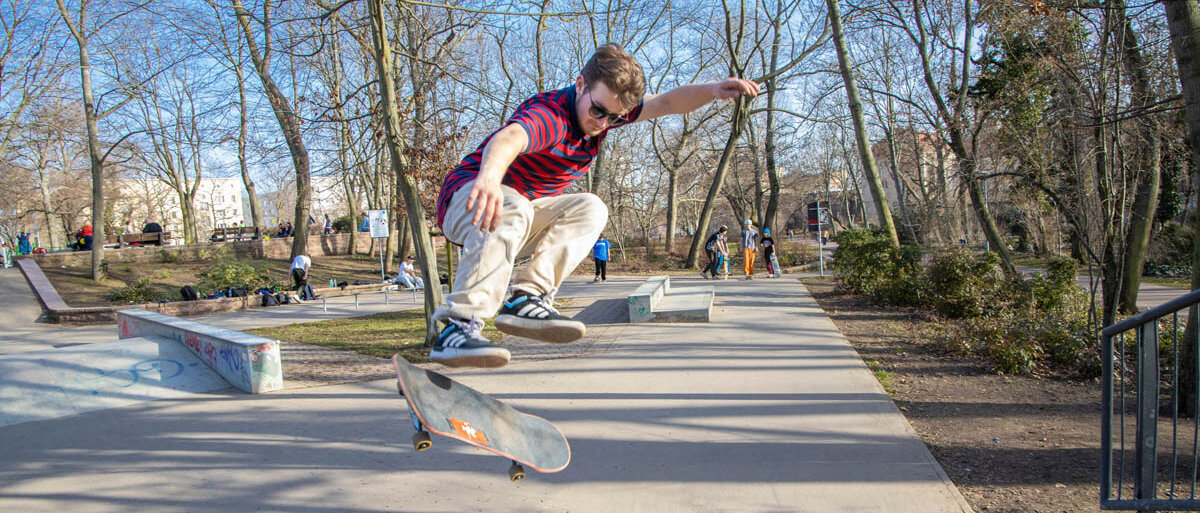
[116,308,283,393]
[628,275,714,323]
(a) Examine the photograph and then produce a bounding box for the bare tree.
[54,0,146,280]
[231,0,313,260]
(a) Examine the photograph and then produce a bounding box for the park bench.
[117,231,171,248]
[210,226,262,242]
[627,275,714,323]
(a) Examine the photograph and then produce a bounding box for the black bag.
[228,287,248,298]
[300,283,316,301]
[180,285,199,301]
[276,292,290,305]
[261,293,280,307]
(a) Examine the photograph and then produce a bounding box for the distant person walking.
[741,219,759,279]
[290,254,311,291]
[592,234,610,283]
[761,228,778,277]
[701,225,728,279]
[324,214,333,235]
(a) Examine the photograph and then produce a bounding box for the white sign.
[368,210,389,238]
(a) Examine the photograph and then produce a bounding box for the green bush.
[1147,222,1195,268]
[830,229,924,306]
[197,260,271,295]
[926,249,1005,318]
[1030,258,1081,311]
[108,277,159,304]
[334,215,355,234]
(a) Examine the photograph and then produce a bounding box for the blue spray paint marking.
[79,358,186,392]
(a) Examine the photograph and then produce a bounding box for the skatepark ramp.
[0,310,283,428]
[627,275,713,323]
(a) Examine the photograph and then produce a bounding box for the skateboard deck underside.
[393,356,569,473]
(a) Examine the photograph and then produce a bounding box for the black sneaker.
[494,291,585,343]
[429,317,510,368]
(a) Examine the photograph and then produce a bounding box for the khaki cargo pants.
[433,181,608,323]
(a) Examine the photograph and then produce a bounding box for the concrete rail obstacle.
[627,275,714,323]
[118,309,283,393]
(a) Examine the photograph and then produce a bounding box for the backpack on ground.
[262,293,280,307]
[276,292,290,305]
[300,283,316,301]
[180,285,199,301]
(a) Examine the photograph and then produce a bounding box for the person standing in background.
[592,234,611,283]
[761,228,778,277]
[741,219,759,279]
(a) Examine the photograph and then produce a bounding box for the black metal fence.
[1103,288,1200,511]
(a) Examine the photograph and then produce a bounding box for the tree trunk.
[826,0,898,247]
[686,97,750,267]
[235,55,263,230]
[367,0,444,345]
[232,0,310,260]
[1164,0,1200,416]
[1115,0,1162,315]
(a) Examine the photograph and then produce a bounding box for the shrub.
[197,260,271,295]
[926,249,1004,318]
[1147,222,1193,269]
[831,228,924,306]
[333,215,354,234]
[108,277,158,304]
[1031,258,1081,311]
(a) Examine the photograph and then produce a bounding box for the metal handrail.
[1103,288,1200,337]
[1101,287,1200,511]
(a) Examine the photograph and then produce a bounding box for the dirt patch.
[802,277,1100,513]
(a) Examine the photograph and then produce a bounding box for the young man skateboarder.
[429,43,758,368]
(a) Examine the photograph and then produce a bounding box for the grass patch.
[866,360,896,395]
[245,311,502,363]
[1141,276,1191,288]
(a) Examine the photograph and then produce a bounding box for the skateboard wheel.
[508,463,525,482]
[412,431,432,451]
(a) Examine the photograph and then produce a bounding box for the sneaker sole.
[494,315,585,343]
[430,348,511,368]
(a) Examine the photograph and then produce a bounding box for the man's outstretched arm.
[638,78,760,121]
[467,123,529,232]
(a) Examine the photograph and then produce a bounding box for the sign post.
[368,209,389,282]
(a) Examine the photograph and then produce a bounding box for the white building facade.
[110,178,247,239]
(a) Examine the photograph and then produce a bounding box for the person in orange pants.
[741,219,759,279]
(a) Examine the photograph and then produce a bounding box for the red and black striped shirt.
[435,86,643,228]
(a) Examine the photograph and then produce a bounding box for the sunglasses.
[584,88,629,125]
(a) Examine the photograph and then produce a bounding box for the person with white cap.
[740,219,759,279]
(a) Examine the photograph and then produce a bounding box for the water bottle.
[329,278,336,288]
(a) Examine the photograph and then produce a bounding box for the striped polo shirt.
[435,86,643,227]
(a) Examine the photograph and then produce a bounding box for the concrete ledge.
[117,309,283,393]
[628,275,714,323]
[651,287,715,323]
[17,258,400,324]
[628,276,670,322]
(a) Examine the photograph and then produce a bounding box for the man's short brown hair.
[581,43,646,110]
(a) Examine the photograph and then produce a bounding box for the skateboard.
[718,253,729,280]
[393,355,570,481]
[768,253,781,277]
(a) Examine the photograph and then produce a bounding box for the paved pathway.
[0,275,973,513]
[1016,265,1190,310]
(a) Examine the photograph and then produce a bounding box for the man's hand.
[466,178,505,232]
[712,78,760,100]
